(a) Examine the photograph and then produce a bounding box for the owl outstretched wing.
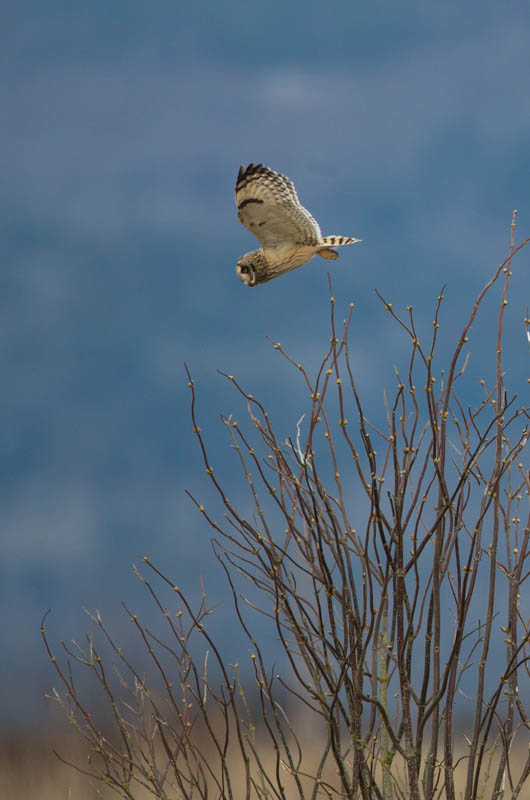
[235,163,321,251]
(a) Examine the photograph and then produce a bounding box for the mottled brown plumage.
[235,163,360,286]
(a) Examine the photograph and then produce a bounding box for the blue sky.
[2,1,529,724]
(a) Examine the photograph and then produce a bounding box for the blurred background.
[2,0,529,756]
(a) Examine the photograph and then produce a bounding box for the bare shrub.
[42,220,530,800]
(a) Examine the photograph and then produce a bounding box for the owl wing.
[235,163,321,251]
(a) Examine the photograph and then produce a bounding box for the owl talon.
[317,248,339,260]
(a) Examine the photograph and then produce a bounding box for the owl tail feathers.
[317,235,361,260]
[320,235,362,247]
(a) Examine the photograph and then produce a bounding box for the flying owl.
[235,163,360,286]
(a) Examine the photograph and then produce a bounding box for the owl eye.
[240,265,249,273]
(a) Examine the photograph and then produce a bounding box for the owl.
[235,163,360,286]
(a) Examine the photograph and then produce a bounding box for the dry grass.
[1,722,528,800]
[0,730,106,800]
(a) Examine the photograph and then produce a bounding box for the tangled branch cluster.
[43,229,530,800]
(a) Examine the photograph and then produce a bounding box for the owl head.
[236,250,263,286]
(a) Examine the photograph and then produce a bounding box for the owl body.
[236,243,327,286]
[235,163,360,286]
